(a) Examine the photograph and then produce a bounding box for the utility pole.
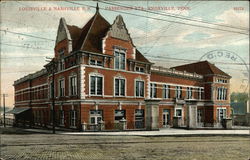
[2,94,8,127]
[52,61,56,134]
[45,58,56,134]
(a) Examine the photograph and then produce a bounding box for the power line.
[0,42,52,51]
[64,1,248,36]
[147,55,250,65]
[0,56,48,59]
[99,0,249,31]
[0,30,55,41]
[144,0,192,54]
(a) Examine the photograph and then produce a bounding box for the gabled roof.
[135,49,151,63]
[74,11,111,53]
[66,25,82,48]
[63,9,150,64]
[172,60,231,78]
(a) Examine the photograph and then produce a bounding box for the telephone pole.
[52,63,56,134]
[45,58,56,134]
[2,93,8,127]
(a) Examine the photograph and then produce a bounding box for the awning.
[6,107,30,114]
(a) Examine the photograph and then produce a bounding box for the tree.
[230,92,249,103]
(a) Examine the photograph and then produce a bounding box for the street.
[1,130,250,160]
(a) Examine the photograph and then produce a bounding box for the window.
[115,110,125,121]
[175,109,182,117]
[175,86,182,99]
[217,87,227,100]
[49,82,53,98]
[163,85,170,99]
[217,108,227,121]
[115,78,125,96]
[90,110,103,124]
[150,83,157,98]
[135,109,144,128]
[187,87,192,99]
[69,76,77,96]
[59,109,64,125]
[197,109,202,123]
[135,80,144,97]
[58,60,65,71]
[135,66,144,73]
[70,110,77,127]
[90,76,103,95]
[198,88,203,100]
[114,49,125,70]
[58,48,64,56]
[217,78,228,83]
[58,79,65,97]
[90,59,103,66]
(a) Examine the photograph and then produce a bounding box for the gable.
[55,18,72,44]
[107,15,134,43]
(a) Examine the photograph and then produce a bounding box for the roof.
[72,11,111,53]
[7,107,30,114]
[61,8,150,64]
[14,69,48,85]
[135,49,151,63]
[172,60,231,77]
[66,25,82,49]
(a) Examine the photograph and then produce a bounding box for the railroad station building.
[12,6,231,131]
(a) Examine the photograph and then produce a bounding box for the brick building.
[12,7,231,130]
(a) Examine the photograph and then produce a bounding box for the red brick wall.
[54,39,69,58]
[84,67,148,99]
[103,35,135,63]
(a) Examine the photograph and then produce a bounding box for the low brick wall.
[233,114,250,126]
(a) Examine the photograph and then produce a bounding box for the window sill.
[89,95,103,97]
[69,126,77,129]
[114,95,126,97]
[69,95,78,98]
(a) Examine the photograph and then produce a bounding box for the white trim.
[162,84,170,99]
[83,64,149,75]
[80,65,86,99]
[186,87,193,99]
[134,79,145,98]
[132,47,136,59]
[150,83,157,98]
[102,34,108,54]
[150,81,204,89]
[146,75,150,99]
[68,73,77,96]
[174,105,183,117]
[114,47,126,71]
[113,75,126,97]
[89,72,104,96]
[58,77,65,97]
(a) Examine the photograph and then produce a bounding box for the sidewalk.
[22,128,250,136]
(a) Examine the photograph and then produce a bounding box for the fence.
[0,118,14,126]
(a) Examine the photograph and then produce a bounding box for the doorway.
[163,109,170,127]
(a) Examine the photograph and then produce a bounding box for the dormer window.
[135,66,144,73]
[58,48,65,58]
[58,59,65,71]
[114,48,125,70]
[90,59,103,67]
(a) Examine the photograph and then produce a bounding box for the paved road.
[22,128,250,136]
[1,133,250,160]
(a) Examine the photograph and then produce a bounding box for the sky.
[0,1,249,108]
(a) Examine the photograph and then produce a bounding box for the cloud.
[131,7,249,50]
[215,9,249,29]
